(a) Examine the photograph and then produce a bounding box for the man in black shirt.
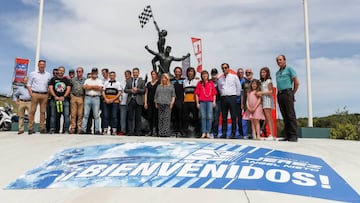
[48,66,72,134]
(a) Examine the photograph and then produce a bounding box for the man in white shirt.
[218,63,242,139]
[27,60,51,134]
[80,68,103,134]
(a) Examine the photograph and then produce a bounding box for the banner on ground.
[6,142,360,202]
[13,58,29,85]
[191,37,202,73]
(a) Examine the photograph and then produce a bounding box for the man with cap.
[68,69,75,79]
[210,68,221,138]
[80,68,103,135]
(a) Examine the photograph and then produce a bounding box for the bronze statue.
[145,45,190,76]
[149,21,168,72]
[145,21,190,75]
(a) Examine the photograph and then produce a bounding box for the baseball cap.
[69,69,75,73]
[91,67,98,73]
[211,68,218,75]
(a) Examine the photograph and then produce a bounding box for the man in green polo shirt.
[276,55,300,142]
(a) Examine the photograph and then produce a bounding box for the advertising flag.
[13,58,29,85]
[191,37,202,73]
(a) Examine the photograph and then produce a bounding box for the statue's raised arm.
[153,21,167,53]
[154,21,160,33]
[172,53,191,61]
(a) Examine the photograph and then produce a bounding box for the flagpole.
[149,5,156,23]
[35,0,44,71]
[303,0,313,127]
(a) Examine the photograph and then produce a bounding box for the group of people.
[13,54,299,142]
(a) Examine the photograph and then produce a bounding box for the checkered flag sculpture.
[139,5,153,28]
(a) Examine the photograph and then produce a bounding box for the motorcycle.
[0,103,13,131]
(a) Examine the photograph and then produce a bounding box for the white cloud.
[21,0,39,7]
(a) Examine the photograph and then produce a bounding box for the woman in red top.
[195,70,217,138]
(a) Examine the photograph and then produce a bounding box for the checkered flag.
[139,5,153,28]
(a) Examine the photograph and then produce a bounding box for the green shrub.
[330,123,359,140]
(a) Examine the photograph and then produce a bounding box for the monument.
[145,21,190,76]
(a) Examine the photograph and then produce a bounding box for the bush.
[330,123,359,140]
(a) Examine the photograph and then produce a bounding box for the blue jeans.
[200,101,213,134]
[120,105,127,133]
[102,102,119,129]
[81,96,100,132]
[50,99,70,131]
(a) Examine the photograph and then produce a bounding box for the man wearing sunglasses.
[218,63,242,139]
[241,68,254,138]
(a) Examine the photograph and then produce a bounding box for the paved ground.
[0,132,359,203]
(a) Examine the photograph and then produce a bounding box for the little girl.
[259,67,275,140]
[243,79,265,140]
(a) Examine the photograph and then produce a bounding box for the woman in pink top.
[195,70,217,138]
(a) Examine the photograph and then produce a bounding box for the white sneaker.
[102,129,108,135]
[265,135,275,141]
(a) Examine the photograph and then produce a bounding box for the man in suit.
[124,67,146,136]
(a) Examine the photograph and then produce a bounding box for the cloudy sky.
[0,0,359,118]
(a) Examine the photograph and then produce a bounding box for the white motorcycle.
[0,103,13,131]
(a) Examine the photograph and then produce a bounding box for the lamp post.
[303,0,313,127]
[35,0,44,71]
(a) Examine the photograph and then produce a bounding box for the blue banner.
[6,142,360,202]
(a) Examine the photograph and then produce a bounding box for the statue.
[145,21,190,76]
[145,45,190,76]
[154,21,167,54]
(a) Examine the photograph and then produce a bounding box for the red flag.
[13,58,29,85]
[191,37,202,73]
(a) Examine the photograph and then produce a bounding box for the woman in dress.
[144,70,160,136]
[258,67,275,140]
[154,73,175,137]
[243,79,265,140]
[195,70,217,138]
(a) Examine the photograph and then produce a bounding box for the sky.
[0,0,359,119]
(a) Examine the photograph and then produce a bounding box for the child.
[243,79,265,140]
[258,67,275,140]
